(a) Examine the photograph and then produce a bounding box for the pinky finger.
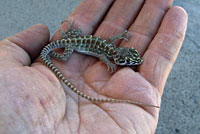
[139,6,188,95]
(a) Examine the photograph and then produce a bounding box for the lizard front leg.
[99,54,117,74]
[109,30,130,45]
[76,50,117,73]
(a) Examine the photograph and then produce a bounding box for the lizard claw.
[107,64,117,74]
[122,30,130,41]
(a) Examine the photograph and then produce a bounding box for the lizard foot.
[107,63,117,74]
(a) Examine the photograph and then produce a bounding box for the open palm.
[0,0,188,134]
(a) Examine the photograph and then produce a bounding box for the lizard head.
[114,47,143,66]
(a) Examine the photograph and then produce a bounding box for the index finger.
[52,0,114,41]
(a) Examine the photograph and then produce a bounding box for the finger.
[139,7,188,95]
[121,0,173,54]
[94,0,145,41]
[0,24,50,66]
[84,0,146,77]
[52,0,114,41]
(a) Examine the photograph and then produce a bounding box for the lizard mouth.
[126,58,143,66]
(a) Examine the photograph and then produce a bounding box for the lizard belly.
[75,49,100,58]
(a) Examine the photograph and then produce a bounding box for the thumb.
[0,24,50,66]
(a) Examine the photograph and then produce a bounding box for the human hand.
[0,0,188,134]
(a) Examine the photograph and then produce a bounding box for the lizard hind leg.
[50,46,74,61]
[60,20,82,39]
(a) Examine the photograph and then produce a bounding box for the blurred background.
[0,0,199,133]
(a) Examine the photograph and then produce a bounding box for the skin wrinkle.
[14,105,33,133]
[151,56,163,94]
[79,104,121,134]
[77,53,90,76]
[105,0,135,26]
[7,25,49,60]
[77,106,81,134]
[129,11,162,40]
[19,67,65,133]
[0,39,30,66]
[62,94,78,134]
[100,71,128,97]
[106,69,157,98]
[47,87,65,125]
[9,34,33,59]
[111,112,134,133]
[158,31,185,43]
[129,117,139,134]
[26,75,54,127]
[127,30,152,53]
[141,51,170,93]
[94,23,126,47]
[103,105,150,133]
[78,106,112,134]
[82,56,98,73]
[0,0,188,132]
[59,53,88,80]
[101,69,160,116]
[139,7,188,94]
[61,94,77,132]
[102,20,128,33]
[66,76,85,96]
[13,84,46,133]
[67,118,73,134]
[84,67,109,94]
[32,65,62,89]
[83,62,110,92]
[78,105,89,134]
[122,31,151,55]
[136,114,152,133]
[158,9,187,41]
[96,0,145,37]
[86,78,107,93]
[13,99,31,130]
[130,122,137,134]
[144,115,155,134]
[149,43,177,63]
[146,0,172,12]
[69,0,114,34]
[54,108,68,133]
[82,81,103,101]
[130,22,159,41]
[70,15,94,34]
[131,24,157,41]
[38,98,49,124]
[139,53,158,84]
[53,0,115,40]
[62,73,98,106]
[97,105,123,133]
[124,0,172,56]
[52,60,82,80]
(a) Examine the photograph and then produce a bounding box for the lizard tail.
[40,41,160,108]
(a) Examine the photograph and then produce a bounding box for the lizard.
[40,20,160,108]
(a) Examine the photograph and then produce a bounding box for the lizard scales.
[40,21,159,108]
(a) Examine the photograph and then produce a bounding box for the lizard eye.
[118,60,125,64]
[115,59,126,65]
[126,59,130,64]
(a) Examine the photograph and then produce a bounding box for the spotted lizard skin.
[40,21,159,108]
